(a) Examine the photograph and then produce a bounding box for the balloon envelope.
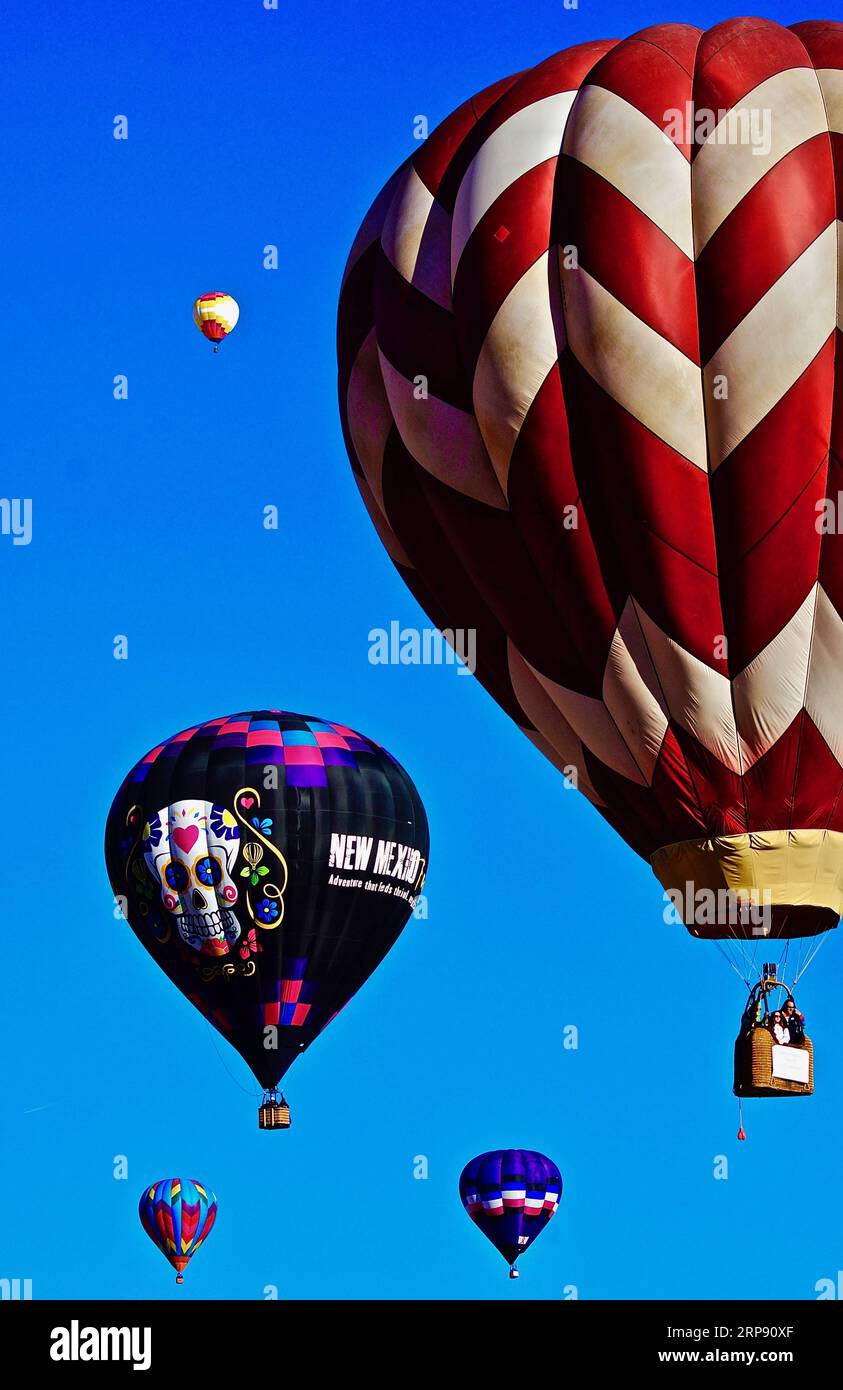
[337,18,843,943]
[193,291,239,346]
[459,1150,562,1270]
[105,711,429,1089]
[138,1177,217,1283]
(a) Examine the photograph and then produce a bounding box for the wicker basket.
[733,1026,813,1097]
[258,1098,291,1129]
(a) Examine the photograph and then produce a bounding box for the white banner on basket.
[772,1044,810,1084]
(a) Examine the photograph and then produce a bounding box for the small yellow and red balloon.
[192,292,239,352]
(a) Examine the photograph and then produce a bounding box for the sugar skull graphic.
[142,801,241,954]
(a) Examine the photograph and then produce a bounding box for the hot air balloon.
[105,711,429,1127]
[460,1150,562,1278]
[193,291,239,351]
[337,18,843,998]
[138,1178,217,1285]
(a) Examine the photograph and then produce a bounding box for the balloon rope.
[793,931,828,986]
[205,1023,260,1097]
[719,900,759,983]
[713,939,752,989]
[795,934,808,983]
[719,910,759,986]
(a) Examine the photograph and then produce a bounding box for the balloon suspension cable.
[713,938,753,989]
[206,1023,261,1098]
[719,901,767,987]
[715,898,829,993]
[793,930,828,986]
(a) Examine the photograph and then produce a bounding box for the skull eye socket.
[195,855,223,888]
[164,861,190,891]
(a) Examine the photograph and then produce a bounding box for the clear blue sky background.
[2,0,841,1302]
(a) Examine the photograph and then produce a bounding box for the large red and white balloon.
[338,18,843,942]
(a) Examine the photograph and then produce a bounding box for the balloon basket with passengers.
[660,857,830,1137]
[733,965,813,1099]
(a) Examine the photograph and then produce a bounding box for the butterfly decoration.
[240,928,263,960]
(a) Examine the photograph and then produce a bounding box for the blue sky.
[2,0,841,1301]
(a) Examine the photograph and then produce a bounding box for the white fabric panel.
[451,91,576,276]
[507,642,603,804]
[525,661,654,785]
[733,585,817,768]
[816,67,843,133]
[805,587,843,765]
[341,164,406,289]
[473,253,564,492]
[634,605,742,773]
[378,350,507,508]
[381,164,453,310]
[602,603,670,783]
[703,224,838,468]
[561,262,708,469]
[563,83,694,257]
[346,328,394,516]
[692,67,830,251]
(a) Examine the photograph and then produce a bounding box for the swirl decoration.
[233,787,289,930]
[199,959,257,983]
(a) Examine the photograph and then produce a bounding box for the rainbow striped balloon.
[138,1177,217,1285]
[193,291,239,350]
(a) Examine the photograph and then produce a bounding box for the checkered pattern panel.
[260,957,315,1027]
[129,712,382,788]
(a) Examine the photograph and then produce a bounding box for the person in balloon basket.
[769,1011,791,1046]
[741,996,763,1034]
[782,998,806,1045]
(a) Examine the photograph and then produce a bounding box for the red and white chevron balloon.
[337,18,843,942]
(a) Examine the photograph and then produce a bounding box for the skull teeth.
[182,911,226,938]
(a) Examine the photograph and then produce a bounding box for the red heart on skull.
[172,825,200,853]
